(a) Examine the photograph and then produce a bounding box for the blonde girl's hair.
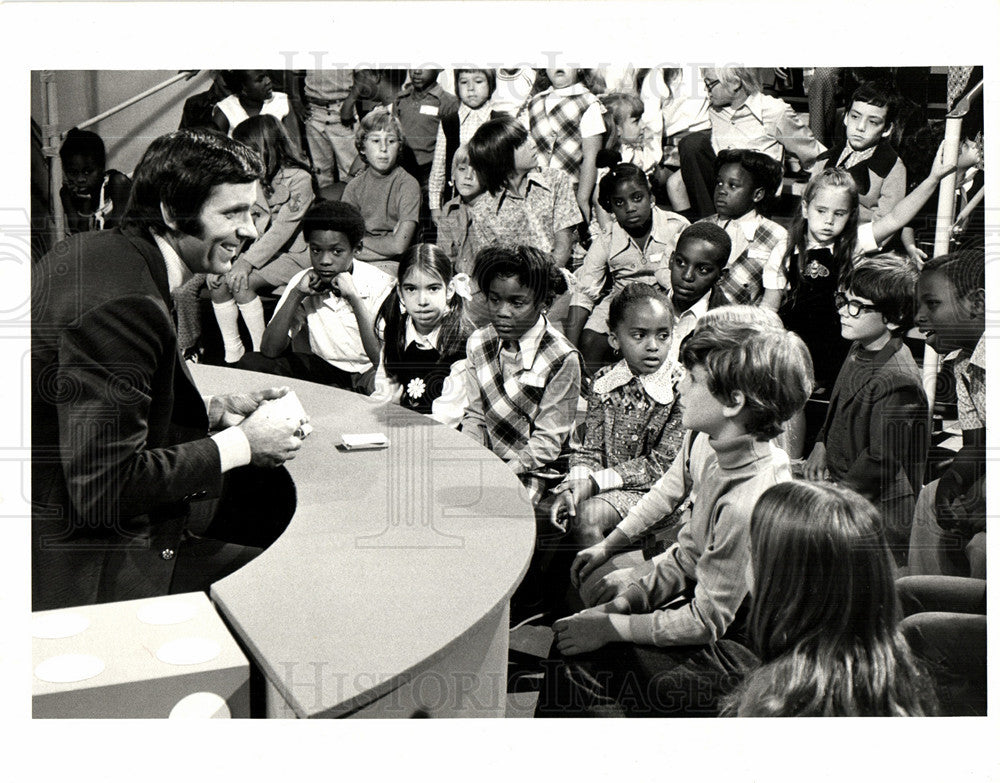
[782,168,860,306]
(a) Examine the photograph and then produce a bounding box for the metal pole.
[41,71,66,242]
[76,72,190,131]
[921,113,965,416]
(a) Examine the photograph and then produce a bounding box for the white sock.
[212,299,244,363]
[237,296,266,352]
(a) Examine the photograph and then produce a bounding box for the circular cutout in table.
[169,692,231,719]
[156,637,221,666]
[35,653,105,683]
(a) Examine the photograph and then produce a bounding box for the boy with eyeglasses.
[803,254,928,561]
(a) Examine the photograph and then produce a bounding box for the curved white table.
[192,365,536,718]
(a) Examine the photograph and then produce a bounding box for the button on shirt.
[710,91,825,167]
[276,262,395,374]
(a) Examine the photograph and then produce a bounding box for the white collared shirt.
[668,287,713,370]
[276,261,395,374]
[153,233,251,472]
[710,91,825,168]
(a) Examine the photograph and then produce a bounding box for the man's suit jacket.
[32,227,223,610]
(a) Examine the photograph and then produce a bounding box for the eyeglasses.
[834,292,880,318]
[703,78,721,93]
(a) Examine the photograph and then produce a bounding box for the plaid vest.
[527,89,598,178]
[467,322,578,462]
[716,218,785,305]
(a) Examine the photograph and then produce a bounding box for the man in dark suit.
[32,129,305,611]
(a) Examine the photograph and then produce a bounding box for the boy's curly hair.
[680,321,814,440]
[472,245,568,309]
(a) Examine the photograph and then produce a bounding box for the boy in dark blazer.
[804,254,927,560]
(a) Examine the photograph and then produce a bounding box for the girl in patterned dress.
[551,283,685,548]
[371,243,474,426]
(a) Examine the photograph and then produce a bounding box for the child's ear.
[722,389,746,419]
[160,202,180,233]
[445,279,457,302]
[800,199,809,220]
[964,288,986,319]
[606,332,621,354]
[752,187,766,205]
[354,239,363,254]
[881,122,894,139]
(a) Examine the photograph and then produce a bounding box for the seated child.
[721,481,937,716]
[567,164,688,375]
[592,93,663,230]
[467,115,582,269]
[804,255,927,558]
[553,284,686,548]
[435,146,489,326]
[58,128,132,234]
[909,250,985,578]
[697,148,787,309]
[428,68,496,221]
[213,70,291,136]
[539,319,813,717]
[371,243,474,426]
[817,81,906,222]
[208,114,315,363]
[676,67,826,217]
[653,222,732,369]
[460,245,582,507]
[341,109,421,267]
[238,200,394,394]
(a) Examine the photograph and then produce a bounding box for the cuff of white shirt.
[211,426,252,473]
[590,468,623,492]
[857,221,880,254]
[567,465,591,483]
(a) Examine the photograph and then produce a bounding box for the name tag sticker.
[419,104,439,116]
[648,252,663,263]
[520,372,546,388]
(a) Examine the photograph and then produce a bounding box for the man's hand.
[550,479,593,532]
[212,387,291,429]
[239,401,304,468]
